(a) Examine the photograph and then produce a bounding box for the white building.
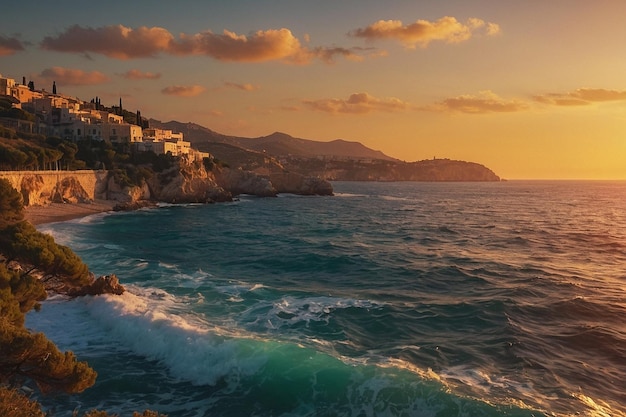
[143,128,183,142]
[103,123,143,143]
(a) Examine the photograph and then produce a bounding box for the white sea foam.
[380,194,412,202]
[74,211,113,224]
[333,192,367,198]
[439,365,544,413]
[215,281,267,301]
[157,261,178,270]
[251,295,384,330]
[78,287,268,387]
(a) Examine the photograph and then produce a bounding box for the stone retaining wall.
[0,170,109,206]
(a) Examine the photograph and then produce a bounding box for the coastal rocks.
[105,175,150,203]
[112,200,155,212]
[148,163,232,203]
[1,159,333,212]
[270,172,334,196]
[214,167,277,197]
[68,274,126,297]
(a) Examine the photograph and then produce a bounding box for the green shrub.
[0,221,91,287]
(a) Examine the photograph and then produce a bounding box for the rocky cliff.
[213,167,277,197]
[0,170,109,206]
[269,171,335,195]
[146,162,232,203]
[0,160,333,208]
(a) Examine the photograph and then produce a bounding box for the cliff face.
[213,167,277,197]
[0,171,109,206]
[0,160,334,208]
[269,172,334,195]
[147,162,232,203]
[212,168,334,197]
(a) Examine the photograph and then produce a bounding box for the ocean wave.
[71,289,543,416]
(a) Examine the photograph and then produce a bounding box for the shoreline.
[24,200,118,225]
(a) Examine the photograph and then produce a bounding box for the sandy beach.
[24,200,118,225]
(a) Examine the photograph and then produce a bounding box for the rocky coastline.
[1,158,334,218]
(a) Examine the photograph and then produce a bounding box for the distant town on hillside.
[0,73,208,162]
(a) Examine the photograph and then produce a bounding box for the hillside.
[150,120,397,161]
[149,120,501,182]
[279,156,501,182]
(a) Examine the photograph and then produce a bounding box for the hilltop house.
[138,127,209,161]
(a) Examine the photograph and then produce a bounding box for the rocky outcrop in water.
[270,172,334,195]
[147,162,232,203]
[68,274,125,297]
[214,167,277,197]
[144,160,333,201]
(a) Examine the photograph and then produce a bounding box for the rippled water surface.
[28,181,626,416]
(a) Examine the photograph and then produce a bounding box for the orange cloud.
[40,67,109,85]
[174,28,307,63]
[224,82,259,91]
[38,24,374,64]
[40,24,174,59]
[534,88,626,105]
[161,85,205,97]
[0,35,24,56]
[350,16,500,48]
[119,69,161,80]
[435,90,527,113]
[303,92,412,114]
[308,47,368,64]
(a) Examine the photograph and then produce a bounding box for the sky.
[1,0,626,179]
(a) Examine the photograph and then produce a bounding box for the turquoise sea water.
[27,181,626,417]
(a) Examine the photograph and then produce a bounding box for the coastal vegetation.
[0,178,165,416]
[0,96,34,122]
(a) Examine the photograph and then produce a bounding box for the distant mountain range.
[149,119,501,182]
[150,120,397,161]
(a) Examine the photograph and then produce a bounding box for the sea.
[26,181,626,417]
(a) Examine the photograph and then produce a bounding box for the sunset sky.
[2,0,625,179]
